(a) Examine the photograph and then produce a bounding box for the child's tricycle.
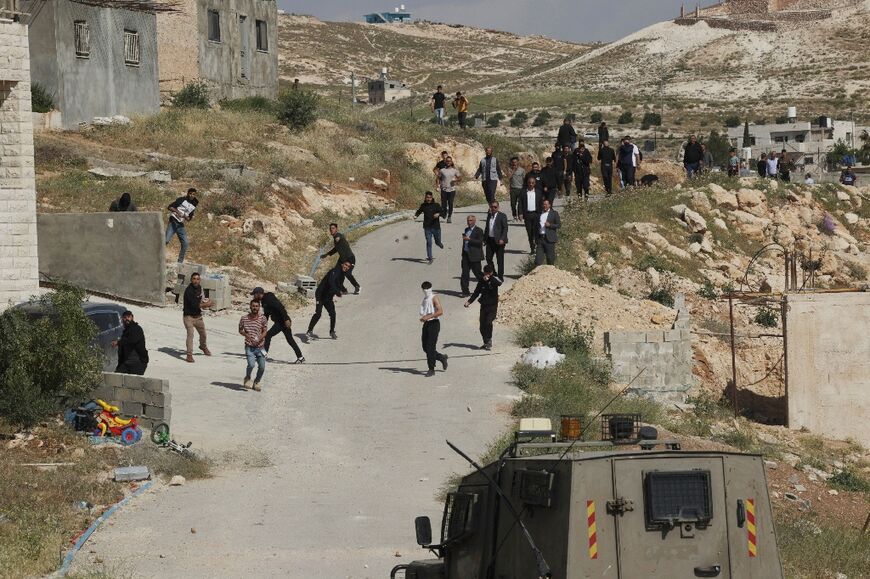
[92,399,142,445]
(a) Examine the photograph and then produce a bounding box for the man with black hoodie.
[556,118,577,149]
[540,157,560,205]
[414,191,444,264]
[598,139,617,196]
[307,261,351,339]
[572,141,593,201]
[113,311,148,375]
[598,122,609,149]
[251,287,305,364]
[109,192,137,212]
[464,265,502,350]
[618,137,640,189]
[325,223,360,294]
[683,135,704,178]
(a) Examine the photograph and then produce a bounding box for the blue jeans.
[245,345,266,383]
[424,227,442,261]
[165,220,189,263]
[684,162,700,178]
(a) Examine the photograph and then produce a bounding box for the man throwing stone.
[307,261,350,340]
[325,223,360,295]
[239,299,268,391]
[251,287,305,364]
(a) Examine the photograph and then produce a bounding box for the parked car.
[13,302,126,371]
[584,131,599,141]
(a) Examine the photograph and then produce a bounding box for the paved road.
[72,203,536,578]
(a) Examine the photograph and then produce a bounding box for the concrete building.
[157,0,278,101]
[0,13,39,310]
[727,116,867,166]
[22,0,161,129]
[367,69,410,104]
[364,6,411,23]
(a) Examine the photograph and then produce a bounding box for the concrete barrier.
[37,212,166,305]
[786,292,870,445]
[90,371,171,429]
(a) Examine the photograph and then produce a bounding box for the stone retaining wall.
[91,372,171,429]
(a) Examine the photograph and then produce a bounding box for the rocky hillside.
[504,0,870,104]
[277,14,589,91]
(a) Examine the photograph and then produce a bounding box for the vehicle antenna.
[445,439,551,579]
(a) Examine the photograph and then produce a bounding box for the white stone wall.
[0,20,38,310]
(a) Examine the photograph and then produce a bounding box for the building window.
[124,30,140,66]
[255,20,267,52]
[74,21,90,58]
[208,10,221,42]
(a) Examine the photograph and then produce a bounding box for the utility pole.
[351,72,356,110]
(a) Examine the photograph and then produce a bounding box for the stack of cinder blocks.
[91,372,171,429]
[604,294,695,404]
[294,275,317,298]
[172,262,230,310]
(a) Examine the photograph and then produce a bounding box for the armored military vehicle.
[391,416,782,579]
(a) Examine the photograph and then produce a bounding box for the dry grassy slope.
[500,0,870,104]
[277,14,590,91]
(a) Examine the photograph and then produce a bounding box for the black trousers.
[458,112,467,128]
[116,360,146,375]
[307,298,336,333]
[575,170,590,199]
[461,251,483,294]
[622,165,636,187]
[440,189,456,220]
[560,174,572,197]
[601,164,614,194]
[479,303,498,344]
[482,180,498,204]
[535,236,556,266]
[421,319,445,371]
[265,321,303,358]
[509,188,522,219]
[485,238,505,278]
[523,212,539,252]
[544,187,557,205]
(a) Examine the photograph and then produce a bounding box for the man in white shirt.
[518,175,543,254]
[766,152,779,179]
[483,200,508,279]
[535,198,561,266]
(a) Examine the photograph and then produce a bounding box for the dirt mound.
[498,265,673,351]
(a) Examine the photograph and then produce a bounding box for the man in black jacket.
[597,140,617,196]
[464,265,502,350]
[251,287,305,363]
[414,191,444,264]
[182,272,212,363]
[535,198,561,266]
[113,311,148,375]
[540,157,559,205]
[460,215,484,297]
[325,223,360,294]
[683,135,704,178]
[483,200,508,279]
[109,192,137,212]
[573,141,593,201]
[553,144,573,198]
[519,174,544,254]
[556,118,577,149]
[307,261,350,339]
[598,122,609,149]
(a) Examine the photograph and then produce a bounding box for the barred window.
[208,10,221,42]
[255,20,267,52]
[124,30,140,66]
[74,21,90,58]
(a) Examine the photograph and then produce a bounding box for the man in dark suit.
[460,215,485,297]
[518,174,544,255]
[483,200,508,279]
[534,198,561,266]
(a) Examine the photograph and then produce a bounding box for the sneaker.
[483,342,493,351]
[330,331,338,339]
[306,331,315,339]
[200,346,212,356]
[243,378,253,389]
[428,258,434,265]
[294,357,305,364]
[440,355,449,371]
[446,218,452,224]
[436,242,444,249]
[252,382,261,392]
[353,287,361,295]
[425,370,435,377]
[186,353,195,363]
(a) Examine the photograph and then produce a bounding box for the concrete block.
[663,329,682,342]
[121,401,144,416]
[145,405,171,421]
[114,388,136,402]
[90,385,115,401]
[142,377,168,393]
[645,331,665,343]
[102,372,124,389]
[606,331,648,345]
[680,330,693,341]
[114,466,150,482]
[131,389,150,404]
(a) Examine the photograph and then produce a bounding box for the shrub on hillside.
[486,112,505,127]
[754,307,779,328]
[641,112,661,130]
[724,115,741,128]
[532,110,551,127]
[514,319,593,353]
[590,111,603,123]
[172,80,211,109]
[276,88,319,130]
[648,285,675,308]
[617,111,633,124]
[31,83,54,113]
[509,111,528,128]
[0,285,102,426]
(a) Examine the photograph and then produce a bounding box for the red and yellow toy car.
[92,399,142,445]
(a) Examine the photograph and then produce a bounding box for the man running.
[251,287,305,364]
[307,261,350,339]
[325,223,360,294]
[464,265,502,350]
[165,187,199,263]
[239,299,268,391]
[414,191,445,264]
[182,272,212,363]
[419,281,448,377]
[437,156,462,223]
[430,85,447,126]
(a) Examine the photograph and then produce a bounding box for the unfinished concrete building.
[22,0,162,128]
[0,10,39,309]
[676,0,861,30]
[157,0,278,101]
